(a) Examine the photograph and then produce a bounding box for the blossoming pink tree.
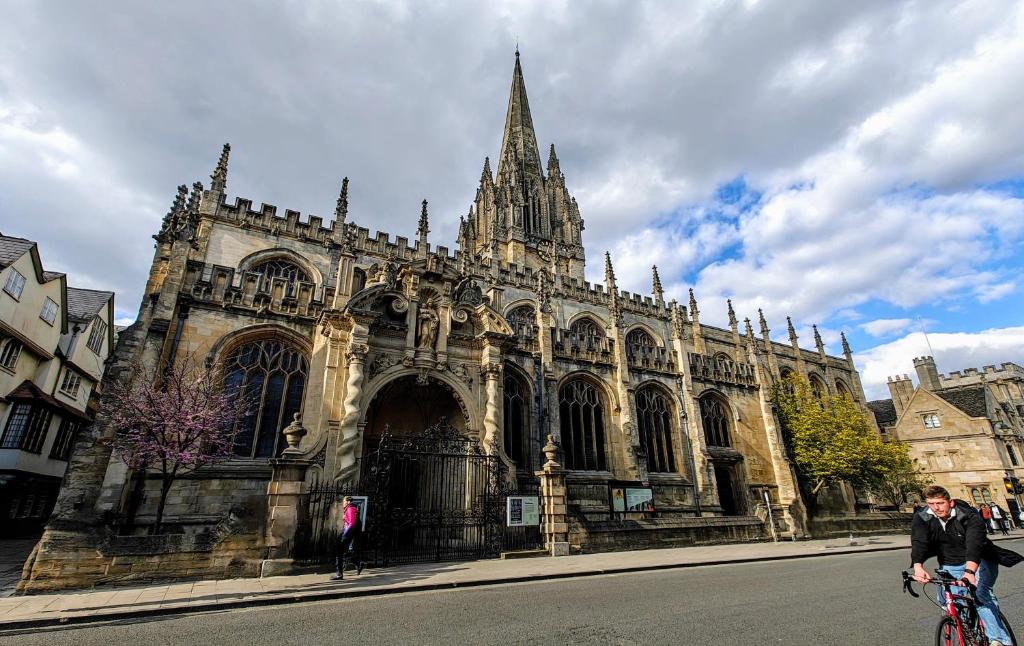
[108,357,246,534]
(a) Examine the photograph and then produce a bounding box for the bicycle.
[902,569,1016,646]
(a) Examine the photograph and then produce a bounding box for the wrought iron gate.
[294,420,543,567]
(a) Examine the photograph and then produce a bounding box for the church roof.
[866,399,897,427]
[937,386,989,418]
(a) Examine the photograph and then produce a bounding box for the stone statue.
[417,298,439,350]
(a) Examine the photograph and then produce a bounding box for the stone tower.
[460,52,586,280]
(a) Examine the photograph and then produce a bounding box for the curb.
[0,541,919,632]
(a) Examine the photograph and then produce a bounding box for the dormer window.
[923,413,941,428]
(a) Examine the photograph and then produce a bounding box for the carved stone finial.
[787,316,798,343]
[155,184,189,243]
[547,143,559,172]
[335,177,349,223]
[727,299,737,327]
[604,251,616,287]
[281,413,307,455]
[744,317,755,340]
[758,308,770,338]
[210,143,230,193]
[418,199,430,242]
[813,324,825,352]
[688,288,699,319]
[651,265,664,301]
[841,331,852,356]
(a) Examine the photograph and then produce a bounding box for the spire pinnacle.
[688,288,699,318]
[813,324,824,348]
[186,181,203,215]
[334,177,349,223]
[841,331,852,356]
[481,157,493,184]
[758,308,770,338]
[547,143,560,173]
[744,317,755,338]
[418,199,430,243]
[155,184,189,243]
[210,143,230,193]
[604,251,617,287]
[651,265,663,301]
[727,299,737,327]
[787,316,798,342]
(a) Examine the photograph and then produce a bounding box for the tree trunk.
[153,476,175,535]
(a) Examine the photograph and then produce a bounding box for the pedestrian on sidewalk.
[980,503,994,534]
[332,496,366,581]
[990,504,1009,535]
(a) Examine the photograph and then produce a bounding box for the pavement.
[1,530,1021,630]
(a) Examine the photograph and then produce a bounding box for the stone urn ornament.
[281,413,307,456]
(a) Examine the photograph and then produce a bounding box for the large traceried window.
[568,318,603,350]
[636,386,676,473]
[626,329,656,363]
[223,339,308,459]
[506,305,536,341]
[700,394,731,448]
[503,370,531,470]
[251,259,308,298]
[559,379,607,471]
[809,375,826,400]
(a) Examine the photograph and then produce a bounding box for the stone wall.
[570,515,768,552]
[808,512,912,538]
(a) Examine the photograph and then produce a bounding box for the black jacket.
[910,499,995,566]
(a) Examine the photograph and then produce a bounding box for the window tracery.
[559,379,607,471]
[699,394,731,448]
[250,259,308,298]
[636,386,676,473]
[223,338,308,459]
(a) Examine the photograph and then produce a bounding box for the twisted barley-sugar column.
[336,344,368,483]
[482,364,502,451]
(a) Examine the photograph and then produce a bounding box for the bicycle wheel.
[935,617,969,646]
[998,610,1015,646]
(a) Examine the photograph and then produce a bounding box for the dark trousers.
[335,529,360,575]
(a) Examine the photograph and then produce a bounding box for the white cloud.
[860,318,914,338]
[855,326,1024,400]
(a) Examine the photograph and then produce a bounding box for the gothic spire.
[547,143,560,174]
[744,318,756,350]
[688,288,700,320]
[496,50,543,184]
[813,324,825,353]
[418,199,430,244]
[841,331,852,357]
[481,157,493,185]
[787,316,798,343]
[604,251,617,289]
[651,265,663,302]
[186,181,203,215]
[155,184,188,243]
[334,177,349,224]
[758,308,770,338]
[210,143,230,193]
[727,299,737,327]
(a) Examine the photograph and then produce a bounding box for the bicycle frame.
[904,569,991,645]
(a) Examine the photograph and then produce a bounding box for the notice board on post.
[506,496,541,526]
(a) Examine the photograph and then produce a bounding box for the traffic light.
[1004,476,1023,495]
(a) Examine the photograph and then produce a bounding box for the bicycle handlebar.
[901,569,977,601]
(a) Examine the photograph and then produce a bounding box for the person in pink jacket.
[332,496,365,580]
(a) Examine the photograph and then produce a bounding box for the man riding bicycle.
[911,485,1018,646]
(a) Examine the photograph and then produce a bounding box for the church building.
[22,54,874,590]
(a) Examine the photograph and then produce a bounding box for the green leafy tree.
[772,373,892,515]
[864,441,933,508]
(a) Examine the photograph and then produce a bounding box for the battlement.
[940,361,1024,386]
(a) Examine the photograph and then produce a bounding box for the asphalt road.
[5,541,1024,646]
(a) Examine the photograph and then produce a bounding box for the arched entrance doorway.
[364,375,467,446]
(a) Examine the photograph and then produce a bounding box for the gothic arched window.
[569,317,603,350]
[626,329,656,363]
[636,386,676,473]
[779,368,796,394]
[836,379,852,400]
[503,370,531,469]
[700,394,731,448]
[559,379,607,471]
[251,259,308,298]
[809,375,826,400]
[223,339,308,459]
[506,305,537,341]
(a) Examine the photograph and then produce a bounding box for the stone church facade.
[22,54,873,590]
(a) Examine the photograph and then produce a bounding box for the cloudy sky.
[1,0,1022,399]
